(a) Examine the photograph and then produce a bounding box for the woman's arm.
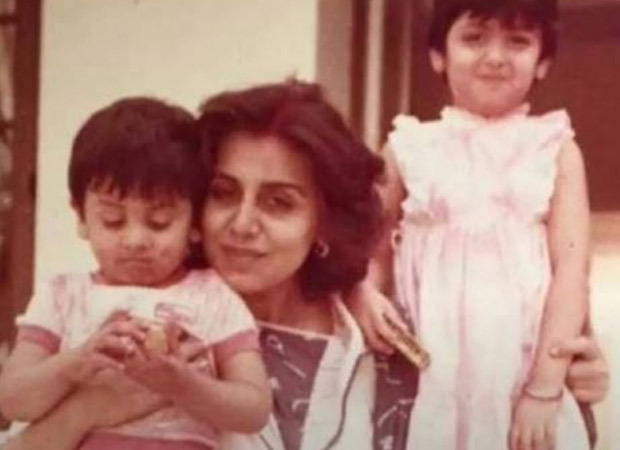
[346,144,407,352]
[369,144,407,293]
[3,399,89,450]
[0,341,82,422]
[3,378,162,450]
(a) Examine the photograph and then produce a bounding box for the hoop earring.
[314,240,330,259]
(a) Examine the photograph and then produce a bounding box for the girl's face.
[430,12,551,118]
[201,132,321,298]
[77,187,194,287]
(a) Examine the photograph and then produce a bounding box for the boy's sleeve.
[196,277,260,363]
[14,275,68,354]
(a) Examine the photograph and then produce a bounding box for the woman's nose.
[228,201,260,238]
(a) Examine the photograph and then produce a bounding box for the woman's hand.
[551,335,609,404]
[346,281,406,354]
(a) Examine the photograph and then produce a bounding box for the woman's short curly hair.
[197,80,384,298]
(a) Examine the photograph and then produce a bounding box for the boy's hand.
[509,394,560,450]
[346,281,406,354]
[67,313,146,384]
[122,322,211,397]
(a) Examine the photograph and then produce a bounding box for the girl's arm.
[526,138,590,396]
[123,347,271,433]
[0,318,143,421]
[346,144,408,352]
[510,139,590,450]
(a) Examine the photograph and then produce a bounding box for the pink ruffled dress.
[389,106,589,450]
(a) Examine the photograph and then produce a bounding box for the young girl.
[0,97,271,449]
[351,1,591,449]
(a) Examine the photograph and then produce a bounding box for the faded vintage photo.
[0,1,618,449]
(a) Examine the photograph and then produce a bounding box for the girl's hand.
[68,313,146,384]
[551,336,609,403]
[509,395,561,450]
[346,282,406,354]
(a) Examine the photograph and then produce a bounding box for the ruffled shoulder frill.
[386,109,575,220]
[514,109,575,218]
[387,114,447,215]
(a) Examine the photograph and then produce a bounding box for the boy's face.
[430,12,550,118]
[76,186,195,287]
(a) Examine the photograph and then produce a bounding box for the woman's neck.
[243,281,334,335]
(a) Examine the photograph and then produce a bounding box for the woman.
[4,81,609,450]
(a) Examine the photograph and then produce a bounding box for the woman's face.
[201,132,321,298]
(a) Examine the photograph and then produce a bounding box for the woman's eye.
[209,180,238,204]
[262,194,295,213]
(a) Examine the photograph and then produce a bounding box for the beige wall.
[35,0,319,283]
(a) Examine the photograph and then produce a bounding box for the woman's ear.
[429,49,446,75]
[535,58,552,81]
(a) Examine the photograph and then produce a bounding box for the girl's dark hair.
[69,97,205,222]
[429,0,558,60]
[197,80,384,298]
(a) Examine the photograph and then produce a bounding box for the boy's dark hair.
[69,97,205,220]
[197,80,384,298]
[429,0,558,60]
